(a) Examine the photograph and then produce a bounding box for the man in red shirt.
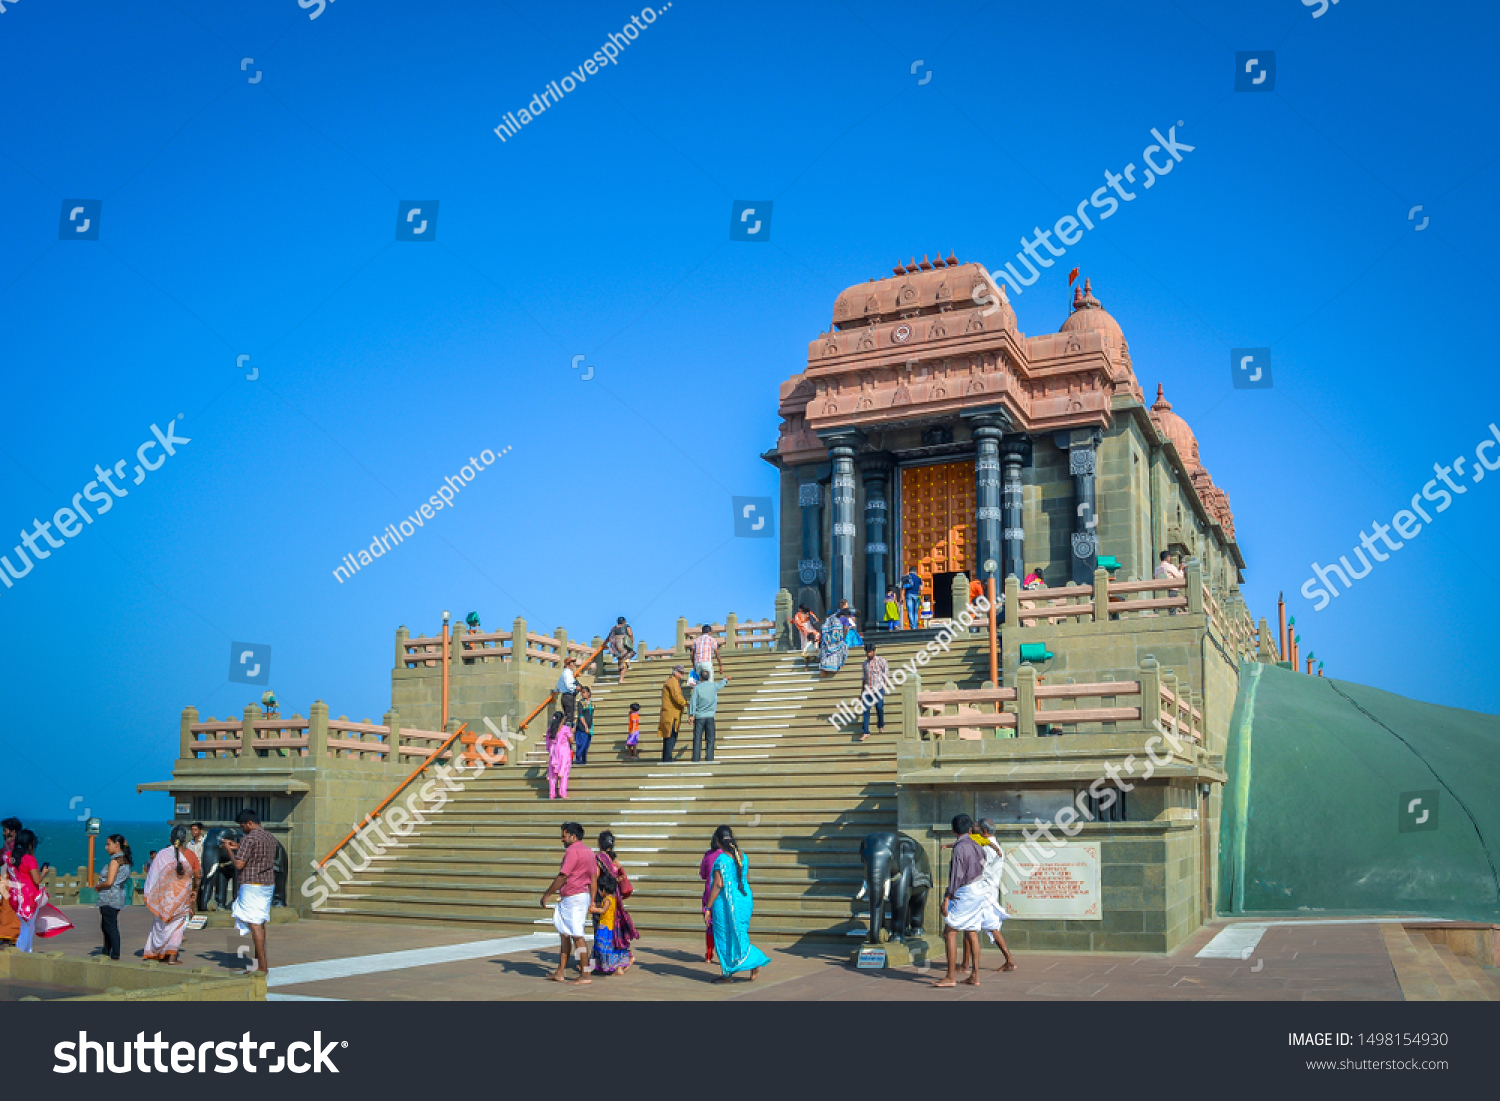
[541,822,598,984]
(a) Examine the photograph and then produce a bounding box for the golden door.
[899,461,975,608]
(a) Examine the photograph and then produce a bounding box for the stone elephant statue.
[855,831,932,943]
[196,827,289,912]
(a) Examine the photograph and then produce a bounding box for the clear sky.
[1,0,1496,820]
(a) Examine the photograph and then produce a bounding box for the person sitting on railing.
[607,617,636,684]
[1155,551,1183,615]
[1023,567,1045,591]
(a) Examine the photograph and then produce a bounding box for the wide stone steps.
[315,640,992,939]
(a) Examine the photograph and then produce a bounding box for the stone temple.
[766,257,1241,621]
[139,257,1500,967]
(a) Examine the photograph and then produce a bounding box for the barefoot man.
[936,814,986,987]
[969,818,1017,972]
[541,822,597,984]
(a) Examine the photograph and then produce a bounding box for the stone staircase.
[1380,923,1500,1000]
[315,636,990,940]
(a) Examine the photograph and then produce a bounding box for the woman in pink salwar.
[3,828,73,951]
[546,711,575,799]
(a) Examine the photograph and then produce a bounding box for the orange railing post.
[987,576,999,686]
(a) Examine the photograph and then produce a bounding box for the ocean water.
[14,820,174,876]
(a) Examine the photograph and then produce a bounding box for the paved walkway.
[39,905,1435,1001]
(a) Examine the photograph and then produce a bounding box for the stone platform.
[37,904,1496,1002]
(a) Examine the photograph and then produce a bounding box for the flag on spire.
[1067,267,1080,286]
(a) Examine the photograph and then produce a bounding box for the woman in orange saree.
[142,826,200,963]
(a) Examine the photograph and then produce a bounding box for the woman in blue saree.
[702,825,769,982]
[819,613,848,673]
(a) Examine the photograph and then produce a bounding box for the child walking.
[625,703,641,759]
[546,712,575,799]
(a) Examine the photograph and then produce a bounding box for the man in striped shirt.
[691,624,723,680]
[859,643,890,742]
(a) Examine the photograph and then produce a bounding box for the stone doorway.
[899,460,974,618]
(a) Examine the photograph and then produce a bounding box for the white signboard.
[856,946,887,969]
[1005,843,1101,921]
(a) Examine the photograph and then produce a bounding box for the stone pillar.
[773,588,793,651]
[395,626,409,670]
[829,439,859,611]
[900,669,922,738]
[1184,559,1203,614]
[999,438,1030,580]
[796,468,826,616]
[554,626,568,669]
[511,616,528,664]
[1003,574,1020,630]
[860,455,892,624]
[590,636,605,676]
[951,572,970,624]
[725,612,739,651]
[180,706,198,759]
[1139,656,1161,732]
[972,421,1004,588]
[1092,566,1110,623]
[1069,433,1100,586]
[383,707,402,770]
[1015,664,1037,737]
[239,703,261,761]
[309,700,329,761]
[451,621,467,660]
[675,617,688,658]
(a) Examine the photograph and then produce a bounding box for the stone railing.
[180,703,450,763]
[908,657,1203,742]
[1006,571,1191,627]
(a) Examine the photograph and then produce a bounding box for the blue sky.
[1,0,1496,820]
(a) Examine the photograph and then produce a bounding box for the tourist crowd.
[0,813,277,976]
[540,819,767,984]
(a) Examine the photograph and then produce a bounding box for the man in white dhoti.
[970,819,1017,972]
[936,814,986,987]
[540,822,598,984]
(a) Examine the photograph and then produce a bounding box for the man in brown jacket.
[657,665,688,762]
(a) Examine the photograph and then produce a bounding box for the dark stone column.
[999,438,1031,580]
[972,422,1004,587]
[796,469,825,615]
[860,455,893,624]
[828,439,859,611]
[1069,435,1100,586]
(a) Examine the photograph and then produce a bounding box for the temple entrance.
[932,571,959,620]
[899,460,974,623]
